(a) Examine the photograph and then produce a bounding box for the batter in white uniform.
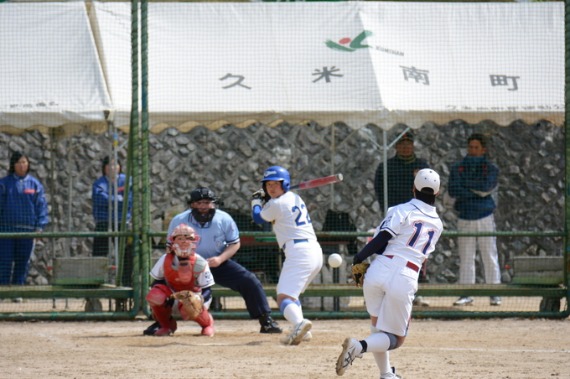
[251,166,323,346]
[336,169,443,378]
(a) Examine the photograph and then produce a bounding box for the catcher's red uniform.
[146,252,215,336]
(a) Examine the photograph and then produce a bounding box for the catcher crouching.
[144,223,215,337]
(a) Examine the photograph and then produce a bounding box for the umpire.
[167,187,282,334]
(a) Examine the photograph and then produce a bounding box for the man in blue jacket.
[449,133,502,306]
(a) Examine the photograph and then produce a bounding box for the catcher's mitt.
[172,290,204,320]
[351,262,370,288]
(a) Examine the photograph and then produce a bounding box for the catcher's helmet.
[261,166,290,192]
[168,223,199,258]
[168,223,199,242]
[188,187,217,204]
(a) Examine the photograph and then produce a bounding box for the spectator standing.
[92,156,133,286]
[374,130,431,306]
[165,187,282,334]
[251,166,323,345]
[449,133,501,306]
[336,169,443,378]
[0,152,49,289]
[374,130,430,209]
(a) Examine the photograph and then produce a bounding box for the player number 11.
[409,222,435,255]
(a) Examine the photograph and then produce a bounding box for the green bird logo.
[325,31,372,52]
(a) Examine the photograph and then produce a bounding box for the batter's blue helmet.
[261,166,291,192]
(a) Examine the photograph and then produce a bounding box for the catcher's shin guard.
[146,285,175,336]
[195,308,215,337]
[148,304,174,336]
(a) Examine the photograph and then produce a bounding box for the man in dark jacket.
[373,130,431,306]
[374,130,430,210]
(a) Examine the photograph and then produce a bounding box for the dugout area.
[0,0,568,321]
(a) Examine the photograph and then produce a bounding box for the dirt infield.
[1,318,568,379]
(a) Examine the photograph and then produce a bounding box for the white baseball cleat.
[280,319,312,346]
[335,337,363,376]
[381,367,403,379]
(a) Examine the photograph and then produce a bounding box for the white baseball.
[328,253,343,268]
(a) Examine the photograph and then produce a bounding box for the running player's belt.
[384,255,420,272]
[282,238,308,250]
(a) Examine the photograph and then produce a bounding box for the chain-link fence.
[0,1,567,320]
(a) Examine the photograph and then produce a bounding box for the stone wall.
[0,119,564,285]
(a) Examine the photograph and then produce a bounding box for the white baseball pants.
[457,214,501,285]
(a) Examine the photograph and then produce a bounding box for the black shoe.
[259,314,283,334]
[143,321,160,336]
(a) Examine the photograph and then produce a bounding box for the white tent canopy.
[0,2,112,135]
[0,2,564,134]
[91,1,564,132]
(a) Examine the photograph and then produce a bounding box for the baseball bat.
[290,173,343,190]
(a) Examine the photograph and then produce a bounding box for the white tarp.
[91,1,564,132]
[362,2,564,128]
[0,2,112,135]
[1,2,564,134]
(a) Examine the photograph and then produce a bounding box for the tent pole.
[65,139,80,257]
[112,125,120,285]
[331,123,335,210]
[66,140,72,257]
[382,130,388,214]
[49,129,57,261]
[563,1,570,294]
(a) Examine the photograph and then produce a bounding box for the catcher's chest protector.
[164,254,206,292]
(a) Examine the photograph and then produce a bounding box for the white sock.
[282,302,303,326]
[364,332,390,352]
[372,352,391,375]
